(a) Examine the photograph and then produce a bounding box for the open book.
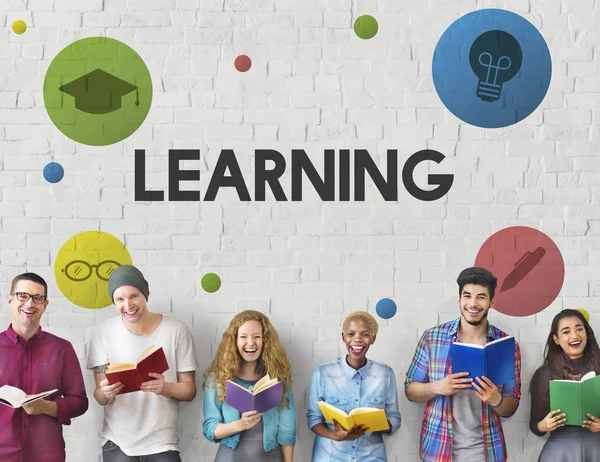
[317,401,390,432]
[225,374,283,413]
[106,344,169,395]
[450,336,515,389]
[0,385,58,409]
[550,371,600,426]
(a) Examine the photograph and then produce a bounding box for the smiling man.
[0,272,88,462]
[87,265,198,462]
[405,267,522,462]
[307,311,401,461]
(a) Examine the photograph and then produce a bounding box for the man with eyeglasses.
[87,265,198,461]
[0,272,89,462]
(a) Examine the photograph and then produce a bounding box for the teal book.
[550,371,600,426]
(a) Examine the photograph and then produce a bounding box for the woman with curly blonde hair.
[202,310,296,462]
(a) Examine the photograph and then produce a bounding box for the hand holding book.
[583,413,600,432]
[331,419,367,441]
[140,372,167,395]
[22,397,57,417]
[100,378,125,401]
[434,372,473,396]
[538,409,566,433]
[238,410,262,431]
[471,376,503,407]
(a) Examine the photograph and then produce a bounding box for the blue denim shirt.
[307,357,402,462]
[202,375,296,452]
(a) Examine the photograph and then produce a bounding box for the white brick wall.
[1,1,599,461]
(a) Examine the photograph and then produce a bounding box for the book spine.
[578,383,583,426]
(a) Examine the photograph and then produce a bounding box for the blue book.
[450,336,515,389]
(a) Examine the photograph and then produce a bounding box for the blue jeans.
[102,441,182,462]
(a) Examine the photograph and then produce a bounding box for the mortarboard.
[58,68,140,115]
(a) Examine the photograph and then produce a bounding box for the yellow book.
[317,401,390,432]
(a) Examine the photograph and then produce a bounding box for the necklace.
[564,370,583,380]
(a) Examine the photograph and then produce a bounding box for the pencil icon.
[499,246,546,293]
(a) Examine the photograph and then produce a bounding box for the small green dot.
[201,273,222,293]
[354,15,378,40]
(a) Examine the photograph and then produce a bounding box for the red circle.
[234,55,252,72]
[475,226,565,317]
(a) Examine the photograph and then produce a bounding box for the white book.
[0,385,58,409]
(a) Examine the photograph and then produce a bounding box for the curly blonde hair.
[342,311,379,336]
[203,310,293,408]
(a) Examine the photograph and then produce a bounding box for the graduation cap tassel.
[135,88,140,106]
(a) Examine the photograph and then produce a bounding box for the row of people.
[0,266,598,461]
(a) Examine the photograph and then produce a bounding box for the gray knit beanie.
[108,265,150,301]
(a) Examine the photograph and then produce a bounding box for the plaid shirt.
[404,318,521,462]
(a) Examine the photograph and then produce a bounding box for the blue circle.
[43,162,64,183]
[376,298,397,320]
[432,9,551,128]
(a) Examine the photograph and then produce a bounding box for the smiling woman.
[202,310,296,462]
[529,309,600,461]
[307,311,402,462]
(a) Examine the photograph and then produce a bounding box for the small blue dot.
[376,298,397,320]
[43,162,64,183]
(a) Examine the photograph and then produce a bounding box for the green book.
[549,371,600,426]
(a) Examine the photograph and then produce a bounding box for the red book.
[105,345,169,395]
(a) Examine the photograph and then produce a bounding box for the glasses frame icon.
[62,260,122,282]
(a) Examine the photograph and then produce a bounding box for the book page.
[107,363,137,373]
[485,336,514,347]
[453,341,485,349]
[582,371,597,381]
[0,385,27,407]
[137,344,160,362]
[350,407,380,415]
[254,377,279,394]
[23,389,58,405]
[253,374,271,393]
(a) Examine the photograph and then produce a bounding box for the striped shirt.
[404,318,521,462]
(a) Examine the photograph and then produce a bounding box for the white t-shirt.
[87,315,198,456]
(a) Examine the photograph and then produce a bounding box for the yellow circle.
[12,20,27,35]
[55,231,132,309]
[576,308,590,323]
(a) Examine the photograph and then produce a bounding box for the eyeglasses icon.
[62,260,121,282]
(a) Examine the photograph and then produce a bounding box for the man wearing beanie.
[87,265,198,461]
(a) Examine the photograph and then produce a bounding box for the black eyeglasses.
[11,292,47,304]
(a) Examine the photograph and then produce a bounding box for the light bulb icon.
[469,30,523,102]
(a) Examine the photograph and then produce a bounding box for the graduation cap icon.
[58,68,140,115]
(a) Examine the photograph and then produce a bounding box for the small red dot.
[234,55,252,72]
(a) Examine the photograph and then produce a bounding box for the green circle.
[44,37,152,146]
[354,15,379,40]
[201,273,222,293]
